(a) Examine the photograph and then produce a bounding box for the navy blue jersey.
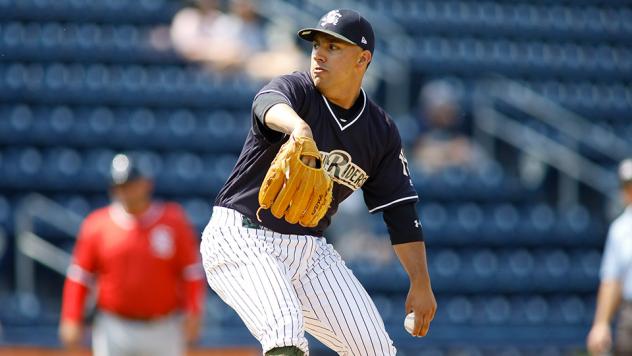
[215,71,418,236]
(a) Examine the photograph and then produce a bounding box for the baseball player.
[587,158,632,355]
[59,153,205,356]
[201,9,436,356]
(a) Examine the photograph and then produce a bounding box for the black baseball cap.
[298,9,375,55]
[619,158,632,186]
[109,153,145,186]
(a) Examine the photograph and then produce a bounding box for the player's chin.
[311,76,325,90]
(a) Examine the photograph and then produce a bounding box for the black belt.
[242,215,267,230]
[102,310,172,323]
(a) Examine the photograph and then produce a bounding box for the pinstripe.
[291,236,308,281]
[328,262,370,356]
[201,207,396,355]
[253,228,301,347]
[315,258,362,354]
[221,226,285,346]
[305,276,349,350]
[292,239,395,355]
[338,266,389,355]
[331,263,378,355]
[203,234,265,338]
[280,235,292,264]
[207,259,264,338]
[205,228,268,335]
[208,221,275,338]
[311,265,355,351]
[217,220,308,352]
[303,318,345,351]
[254,229,286,343]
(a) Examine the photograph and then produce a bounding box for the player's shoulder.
[284,71,312,83]
[78,206,110,237]
[83,206,111,225]
[160,202,195,228]
[161,202,188,219]
[259,71,314,99]
[364,94,399,134]
[274,71,313,89]
[609,207,632,240]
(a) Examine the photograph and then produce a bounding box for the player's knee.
[265,346,305,356]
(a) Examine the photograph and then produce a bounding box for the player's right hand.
[405,281,437,337]
[59,319,83,349]
[291,121,314,140]
[586,323,612,355]
[292,123,317,167]
[184,314,202,344]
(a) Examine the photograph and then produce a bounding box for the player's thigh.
[92,313,134,356]
[615,303,632,355]
[294,252,396,356]
[201,226,307,350]
[141,316,185,356]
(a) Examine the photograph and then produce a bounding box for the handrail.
[484,78,630,161]
[475,105,618,196]
[473,82,622,209]
[15,193,83,295]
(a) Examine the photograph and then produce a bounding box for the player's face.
[623,183,632,204]
[310,33,366,92]
[110,178,153,214]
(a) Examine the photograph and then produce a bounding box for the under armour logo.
[361,36,368,45]
[414,220,421,228]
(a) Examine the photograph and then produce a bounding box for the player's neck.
[123,200,152,217]
[323,86,362,109]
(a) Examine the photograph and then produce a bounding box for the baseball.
[404,312,415,334]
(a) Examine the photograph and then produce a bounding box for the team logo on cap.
[320,10,342,27]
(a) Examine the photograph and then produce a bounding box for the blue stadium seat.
[455,202,484,234]
[58,194,91,218]
[41,147,83,190]
[1,147,44,189]
[0,105,33,144]
[445,295,472,324]
[181,198,211,232]
[432,249,461,279]
[0,195,10,230]
[419,202,447,239]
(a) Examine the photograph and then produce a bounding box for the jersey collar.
[321,88,366,131]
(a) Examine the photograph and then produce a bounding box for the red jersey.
[61,202,204,322]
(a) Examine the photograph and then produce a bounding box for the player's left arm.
[393,241,436,337]
[383,203,437,337]
[365,118,436,336]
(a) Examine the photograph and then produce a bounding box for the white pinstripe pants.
[201,207,396,356]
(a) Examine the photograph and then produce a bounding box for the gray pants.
[93,312,185,356]
[616,302,632,356]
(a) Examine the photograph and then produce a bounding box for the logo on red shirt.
[150,226,174,259]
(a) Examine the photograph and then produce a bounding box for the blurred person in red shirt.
[59,153,205,356]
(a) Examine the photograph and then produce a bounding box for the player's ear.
[357,51,371,67]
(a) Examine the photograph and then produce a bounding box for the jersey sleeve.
[61,214,100,322]
[171,204,205,316]
[362,121,418,213]
[600,224,624,282]
[251,72,311,141]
